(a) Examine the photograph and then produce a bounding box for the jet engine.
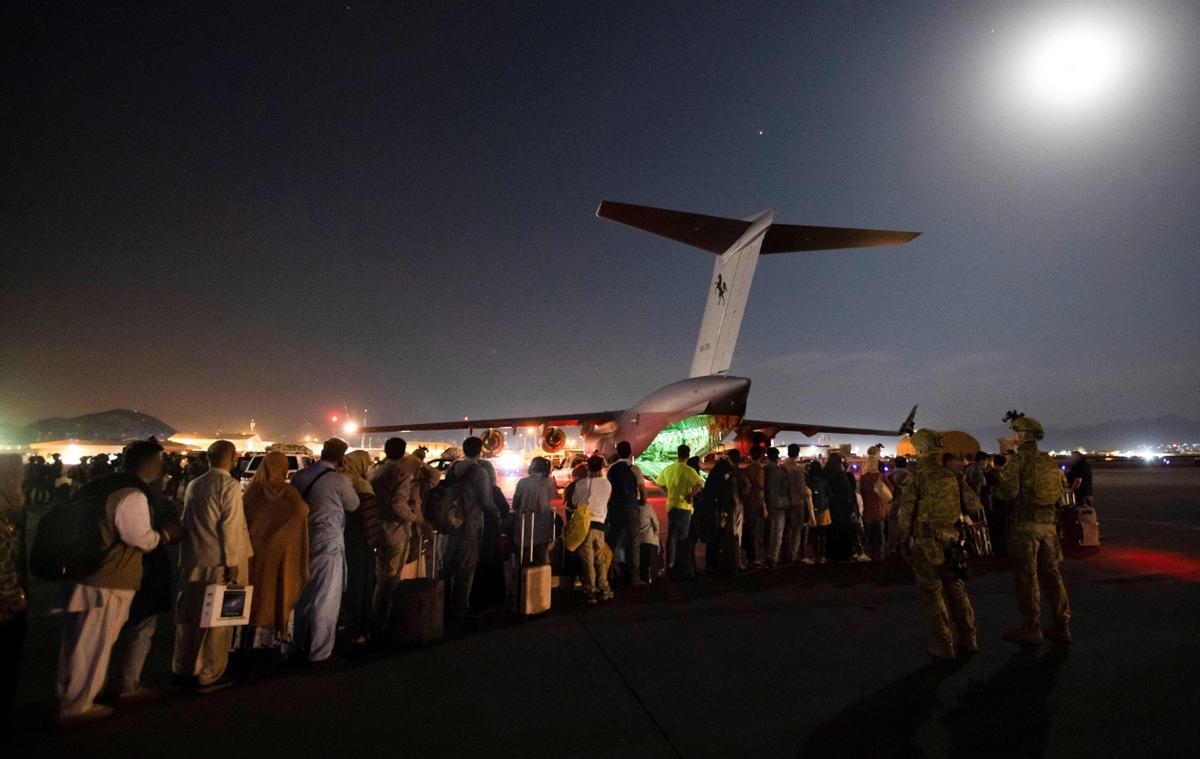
[541,426,567,453]
[480,428,505,456]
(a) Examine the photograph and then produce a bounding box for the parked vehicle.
[239,451,313,488]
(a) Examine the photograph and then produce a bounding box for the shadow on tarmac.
[942,647,1069,758]
[797,658,966,758]
[796,647,1070,759]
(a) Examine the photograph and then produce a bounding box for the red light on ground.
[1091,547,1200,582]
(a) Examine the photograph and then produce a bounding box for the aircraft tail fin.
[596,201,920,377]
[688,210,773,377]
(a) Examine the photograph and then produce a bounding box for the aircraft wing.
[360,411,620,434]
[743,406,918,439]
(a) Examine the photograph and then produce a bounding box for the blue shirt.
[291,461,360,554]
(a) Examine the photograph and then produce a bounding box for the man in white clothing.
[291,438,359,661]
[573,456,613,604]
[56,440,181,723]
[173,439,252,692]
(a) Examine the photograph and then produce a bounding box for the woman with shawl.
[339,450,379,647]
[823,453,857,562]
[243,451,309,649]
[1,455,28,720]
[697,456,736,573]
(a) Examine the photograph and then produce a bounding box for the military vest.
[906,459,966,535]
[999,446,1063,524]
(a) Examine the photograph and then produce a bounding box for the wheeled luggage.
[387,537,444,646]
[1077,506,1101,547]
[517,511,552,616]
[962,509,993,558]
[1059,504,1101,554]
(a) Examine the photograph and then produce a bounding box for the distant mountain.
[971,415,1200,452]
[20,409,176,444]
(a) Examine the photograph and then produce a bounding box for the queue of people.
[0,414,1078,725]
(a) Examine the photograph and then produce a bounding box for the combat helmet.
[908,428,943,455]
[1009,415,1044,442]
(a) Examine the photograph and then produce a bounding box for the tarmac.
[9,467,1200,758]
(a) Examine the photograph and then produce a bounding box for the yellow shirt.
[658,461,704,512]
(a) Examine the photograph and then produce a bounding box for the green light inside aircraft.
[635,415,729,480]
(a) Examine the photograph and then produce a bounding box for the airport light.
[497,450,525,474]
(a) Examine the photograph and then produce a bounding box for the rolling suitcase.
[388,536,444,646]
[963,509,993,558]
[518,511,552,616]
[1077,506,1101,547]
[1064,504,1101,555]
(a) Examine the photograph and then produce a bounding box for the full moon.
[1021,20,1128,111]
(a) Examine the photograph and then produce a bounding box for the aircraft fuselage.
[584,375,751,459]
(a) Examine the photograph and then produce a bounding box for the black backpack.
[30,473,145,581]
[424,462,477,534]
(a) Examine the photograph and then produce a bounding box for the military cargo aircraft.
[363,201,920,475]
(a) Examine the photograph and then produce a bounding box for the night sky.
[5,1,1199,442]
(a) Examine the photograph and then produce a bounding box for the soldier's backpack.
[423,462,477,534]
[1031,452,1066,506]
[30,473,142,581]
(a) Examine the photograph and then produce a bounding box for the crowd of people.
[18,454,68,505]
[0,416,1087,725]
[20,450,209,509]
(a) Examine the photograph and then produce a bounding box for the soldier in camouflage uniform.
[996,415,1072,646]
[898,428,983,659]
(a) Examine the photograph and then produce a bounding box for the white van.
[239,452,313,489]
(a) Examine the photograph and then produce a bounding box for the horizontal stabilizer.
[761,223,920,254]
[597,201,749,254]
[596,200,919,255]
